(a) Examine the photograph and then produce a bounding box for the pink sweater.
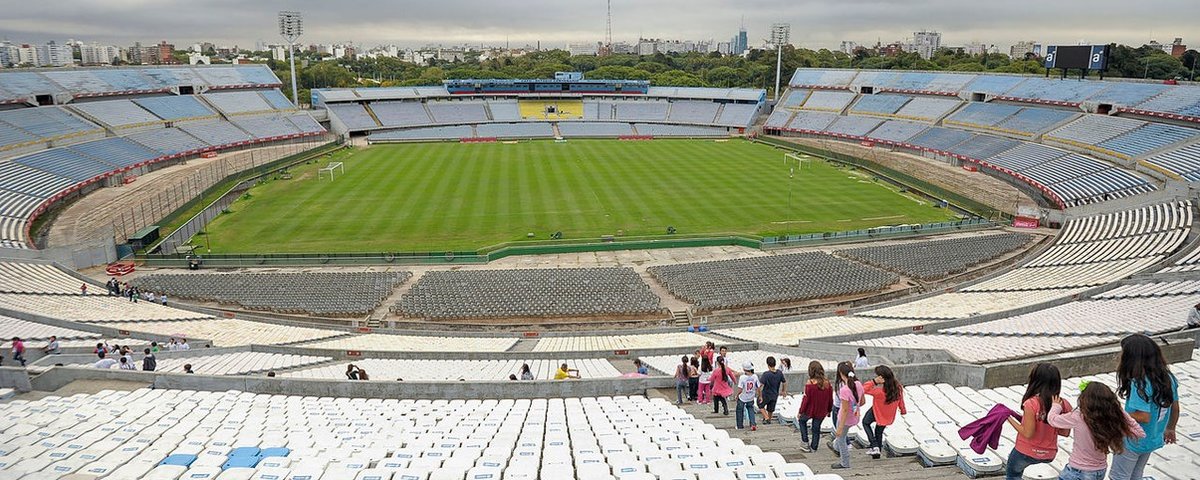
[1047,402,1145,471]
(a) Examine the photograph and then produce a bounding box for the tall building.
[731,25,748,55]
[17,44,38,66]
[1010,41,1041,59]
[840,41,859,55]
[36,41,74,67]
[568,42,600,56]
[907,30,941,59]
[0,41,18,67]
[1170,38,1188,58]
[270,44,288,61]
[80,43,120,65]
[157,41,176,64]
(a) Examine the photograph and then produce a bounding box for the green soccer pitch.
[199,139,960,253]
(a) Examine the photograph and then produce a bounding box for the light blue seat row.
[68,137,160,168]
[125,128,210,156]
[945,102,1021,127]
[849,94,910,115]
[715,103,759,127]
[177,121,254,147]
[370,101,433,127]
[1097,123,1200,159]
[475,123,555,138]
[866,120,928,143]
[824,115,882,137]
[633,123,727,137]
[1145,144,1200,179]
[994,107,1078,136]
[132,96,217,121]
[907,127,975,151]
[14,148,113,181]
[427,102,489,124]
[327,104,379,130]
[368,125,474,141]
[556,122,635,137]
[946,135,1021,160]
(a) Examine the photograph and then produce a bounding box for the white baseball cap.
[742,361,754,371]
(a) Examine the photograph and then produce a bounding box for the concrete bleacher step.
[0,388,14,400]
[671,309,690,327]
[361,103,384,128]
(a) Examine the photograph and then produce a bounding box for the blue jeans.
[795,414,824,450]
[835,428,851,467]
[1107,449,1151,480]
[736,399,756,429]
[1005,449,1050,480]
[675,381,688,404]
[1057,465,1105,480]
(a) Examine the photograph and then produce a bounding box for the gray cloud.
[0,0,1194,51]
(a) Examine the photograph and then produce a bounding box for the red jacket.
[863,380,907,426]
[798,381,834,419]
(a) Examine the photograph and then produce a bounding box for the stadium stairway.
[363,103,384,128]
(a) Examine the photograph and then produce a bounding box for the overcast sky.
[0,0,1195,51]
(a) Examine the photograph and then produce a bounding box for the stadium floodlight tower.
[770,23,790,102]
[278,11,303,106]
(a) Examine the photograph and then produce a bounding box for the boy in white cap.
[736,361,760,431]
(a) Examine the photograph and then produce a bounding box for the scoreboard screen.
[1044,45,1109,70]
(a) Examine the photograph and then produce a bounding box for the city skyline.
[0,0,1195,53]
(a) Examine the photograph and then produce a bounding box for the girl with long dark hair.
[1005,363,1071,480]
[832,361,863,470]
[861,365,906,459]
[710,355,736,415]
[698,356,714,405]
[795,360,833,453]
[1048,382,1144,480]
[1109,334,1180,480]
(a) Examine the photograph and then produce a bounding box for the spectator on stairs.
[795,360,833,453]
[1048,382,1143,480]
[861,365,906,460]
[42,336,60,355]
[142,348,156,371]
[697,356,713,405]
[710,356,736,416]
[519,364,533,380]
[1005,363,1072,480]
[1110,334,1180,480]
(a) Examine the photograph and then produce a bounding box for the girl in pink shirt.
[1047,382,1144,480]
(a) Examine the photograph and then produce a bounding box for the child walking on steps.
[698,356,713,405]
[1047,382,1144,480]
[795,360,833,453]
[710,356,736,415]
[861,365,906,459]
[832,361,864,470]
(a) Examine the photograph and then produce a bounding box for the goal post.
[783,152,810,173]
[318,162,345,182]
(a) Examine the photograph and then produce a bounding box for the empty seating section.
[943,295,1200,338]
[906,127,974,151]
[177,120,253,147]
[856,289,1086,320]
[966,258,1161,291]
[259,90,296,110]
[1025,229,1188,267]
[427,101,489,124]
[866,120,928,143]
[1095,279,1200,298]
[68,137,159,168]
[0,314,99,342]
[999,78,1108,104]
[14,148,113,181]
[0,107,102,151]
[0,192,43,221]
[717,316,927,345]
[1056,201,1191,244]
[201,91,275,115]
[992,107,1078,137]
[1044,114,1145,150]
[1097,123,1199,159]
[369,101,433,127]
[1130,85,1200,117]
[777,89,809,108]
[230,115,305,140]
[823,115,882,137]
[0,293,213,323]
[131,96,217,122]
[78,351,332,375]
[789,68,857,87]
[1089,82,1167,105]
[836,233,1031,281]
[284,358,621,381]
[0,68,281,103]
[945,134,1020,160]
[1147,143,1200,180]
[530,332,711,352]
[100,318,344,347]
[633,124,727,137]
[556,122,634,137]
[45,70,146,93]
[944,102,1020,128]
[124,128,213,156]
[131,272,411,317]
[397,268,661,319]
[714,103,758,127]
[763,109,793,129]
[857,333,1119,364]
[475,123,555,139]
[648,252,897,311]
[666,101,720,124]
[893,96,961,122]
[849,94,910,116]
[486,100,521,121]
[0,392,834,480]
[797,91,855,111]
[0,162,73,200]
[0,259,94,294]
[784,111,837,131]
[985,142,1068,171]
[612,102,669,121]
[0,72,62,102]
[287,113,325,134]
[963,75,1028,95]
[327,103,379,130]
[299,333,517,352]
[368,125,473,142]
[0,217,28,248]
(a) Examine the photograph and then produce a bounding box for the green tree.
[651,70,707,87]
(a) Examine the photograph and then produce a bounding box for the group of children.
[781,334,1180,479]
[1001,333,1179,480]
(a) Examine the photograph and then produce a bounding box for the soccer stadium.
[0,8,1199,480]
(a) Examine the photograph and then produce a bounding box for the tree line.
[264,44,1200,105]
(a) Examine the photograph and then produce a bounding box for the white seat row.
[75,351,331,376]
[0,391,839,480]
[942,294,1200,337]
[0,293,213,323]
[855,289,1086,320]
[853,333,1120,364]
[1024,228,1187,267]
[0,314,100,342]
[963,257,1161,291]
[1057,201,1192,245]
[300,334,518,353]
[1095,280,1200,299]
[283,358,620,381]
[531,333,713,353]
[98,319,345,348]
[716,317,926,345]
[0,260,90,295]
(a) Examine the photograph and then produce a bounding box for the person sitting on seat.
[554,363,580,380]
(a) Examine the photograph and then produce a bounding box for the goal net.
[318,162,345,182]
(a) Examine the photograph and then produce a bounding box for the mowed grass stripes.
[202,139,958,253]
